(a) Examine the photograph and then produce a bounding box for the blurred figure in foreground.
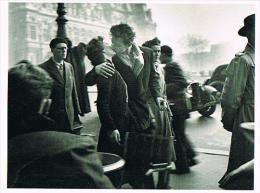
[160,45,197,174]
[8,63,113,188]
[219,14,255,190]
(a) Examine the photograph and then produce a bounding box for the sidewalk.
[169,152,228,190]
[80,111,229,190]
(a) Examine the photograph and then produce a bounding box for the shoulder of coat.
[235,51,245,57]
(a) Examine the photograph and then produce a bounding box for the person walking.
[160,45,197,174]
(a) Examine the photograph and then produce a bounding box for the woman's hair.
[87,36,106,66]
[142,37,161,48]
[110,23,136,46]
[8,63,53,113]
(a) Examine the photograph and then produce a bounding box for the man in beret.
[219,13,255,190]
[39,37,81,133]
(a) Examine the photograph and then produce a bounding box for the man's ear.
[38,99,52,115]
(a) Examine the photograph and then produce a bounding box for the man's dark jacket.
[39,58,81,131]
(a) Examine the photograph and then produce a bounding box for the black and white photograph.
[0,0,259,192]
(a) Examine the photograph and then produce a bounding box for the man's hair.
[142,37,161,48]
[8,63,53,113]
[161,45,173,57]
[110,23,136,45]
[49,37,68,49]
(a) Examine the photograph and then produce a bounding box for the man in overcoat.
[8,63,113,188]
[39,37,81,133]
[219,13,255,190]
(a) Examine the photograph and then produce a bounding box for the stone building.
[9,3,156,66]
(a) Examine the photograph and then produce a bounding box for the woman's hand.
[108,129,121,144]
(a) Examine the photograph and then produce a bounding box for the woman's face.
[151,45,161,62]
[111,36,129,54]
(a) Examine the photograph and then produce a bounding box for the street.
[186,104,231,155]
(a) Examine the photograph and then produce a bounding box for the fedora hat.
[238,14,255,37]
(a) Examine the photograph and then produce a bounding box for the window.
[30,25,37,40]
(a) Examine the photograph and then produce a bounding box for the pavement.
[80,111,229,190]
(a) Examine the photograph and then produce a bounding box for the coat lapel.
[46,58,64,85]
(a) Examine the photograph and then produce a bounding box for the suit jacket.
[39,58,81,131]
[8,131,114,188]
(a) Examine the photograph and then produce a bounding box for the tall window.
[30,25,37,40]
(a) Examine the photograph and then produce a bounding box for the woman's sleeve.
[96,76,117,131]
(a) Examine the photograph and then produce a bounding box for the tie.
[57,63,64,79]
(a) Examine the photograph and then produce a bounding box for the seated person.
[8,62,113,188]
[86,36,138,156]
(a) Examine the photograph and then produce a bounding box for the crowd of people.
[7,13,255,190]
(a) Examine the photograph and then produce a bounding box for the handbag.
[123,132,175,166]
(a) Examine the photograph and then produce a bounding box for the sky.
[147,2,255,62]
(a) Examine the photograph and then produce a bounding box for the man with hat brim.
[219,14,255,190]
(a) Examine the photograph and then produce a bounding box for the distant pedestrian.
[219,13,255,190]
[161,45,197,174]
[142,37,174,137]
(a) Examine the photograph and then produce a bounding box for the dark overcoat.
[39,58,81,131]
[111,46,162,131]
[66,46,91,114]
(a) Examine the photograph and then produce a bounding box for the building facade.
[9,3,156,66]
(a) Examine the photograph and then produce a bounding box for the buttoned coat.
[39,58,81,131]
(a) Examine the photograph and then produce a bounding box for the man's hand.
[156,97,167,111]
[95,62,115,78]
[108,129,121,144]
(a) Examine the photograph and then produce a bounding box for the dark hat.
[161,45,173,57]
[238,14,255,37]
